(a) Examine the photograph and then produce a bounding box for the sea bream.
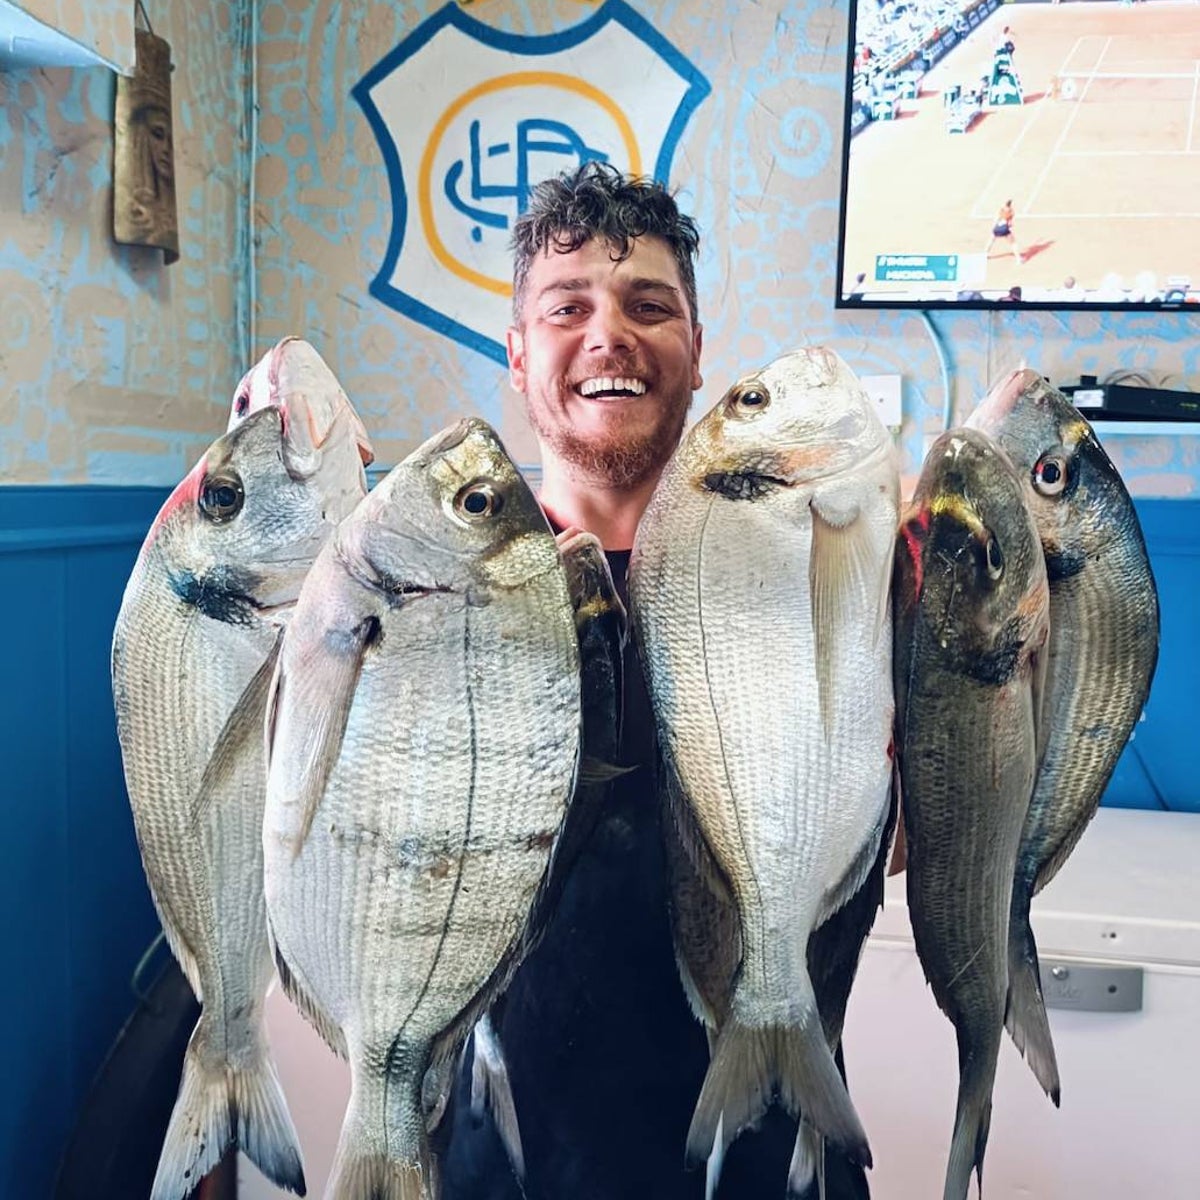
[629,347,898,1189]
[967,370,1159,1103]
[261,418,587,1200]
[112,355,373,1199]
[227,334,374,517]
[893,427,1049,1200]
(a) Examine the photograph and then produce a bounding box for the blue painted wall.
[0,487,164,1198]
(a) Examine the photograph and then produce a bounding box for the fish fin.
[1005,890,1062,1105]
[685,1015,871,1181]
[325,1150,425,1200]
[191,631,282,832]
[786,1122,822,1198]
[469,1013,526,1181]
[809,506,878,738]
[808,824,892,1051]
[269,921,348,1060]
[663,764,741,1029]
[945,1085,992,1200]
[150,1011,305,1200]
[271,614,378,852]
[815,806,888,930]
[578,756,638,784]
[1029,633,1051,774]
[704,1113,725,1200]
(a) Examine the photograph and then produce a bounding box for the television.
[835,0,1199,311]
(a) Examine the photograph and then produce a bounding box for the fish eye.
[199,473,244,523]
[1033,454,1068,497]
[727,383,770,418]
[984,535,1005,581]
[455,481,503,521]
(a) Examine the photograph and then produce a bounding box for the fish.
[112,369,372,1199]
[228,334,375,511]
[893,426,1049,1200]
[967,370,1159,1103]
[438,528,627,1183]
[261,418,589,1200]
[629,346,899,1188]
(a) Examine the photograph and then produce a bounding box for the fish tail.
[786,1122,821,1198]
[943,1070,994,1200]
[326,1069,432,1200]
[1005,894,1062,1105]
[326,1139,428,1200]
[151,1014,305,1200]
[684,1016,871,1184]
[469,1014,525,1181]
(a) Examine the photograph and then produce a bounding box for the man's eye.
[548,304,583,319]
[633,302,669,317]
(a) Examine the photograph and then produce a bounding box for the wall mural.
[352,0,708,364]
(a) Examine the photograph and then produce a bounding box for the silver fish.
[893,426,1049,1200]
[113,379,370,1199]
[261,418,585,1200]
[630,347,898,1188]
[228,335,374,514]
[967,370,1159,1103]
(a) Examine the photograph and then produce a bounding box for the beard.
[528,394,690,489]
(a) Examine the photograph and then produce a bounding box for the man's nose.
[584,301,635,354]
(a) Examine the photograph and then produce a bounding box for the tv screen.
[835,0,1200,311]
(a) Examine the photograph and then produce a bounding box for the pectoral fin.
[192,631,282,831]
[267,614,379,852]
[810,506,877,737]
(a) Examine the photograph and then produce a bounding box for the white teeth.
[579,376,647,397]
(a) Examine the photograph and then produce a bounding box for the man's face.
[507,235,703,488]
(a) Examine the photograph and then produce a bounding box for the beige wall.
[0,0,245,484]
[1,0,1196,492]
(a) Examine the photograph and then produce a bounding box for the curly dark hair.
[510,161,700,324]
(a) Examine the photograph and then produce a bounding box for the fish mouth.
[574,374,649,401]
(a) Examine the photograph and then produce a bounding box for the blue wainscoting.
[0,488,1196,1195]
[1103,499,1200,812]
[1,486,167,1199]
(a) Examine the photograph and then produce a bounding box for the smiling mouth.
[577,376,648,399]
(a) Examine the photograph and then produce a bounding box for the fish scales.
[114,350,373,1200]
[116,561,277,1006]
[967,370,1159,1102]
[631,347,898,1183]
[893,425,1049,1200]
[262,418,581,1197]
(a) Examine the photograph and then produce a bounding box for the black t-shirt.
[438,550,858,1199]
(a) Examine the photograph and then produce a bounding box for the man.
[439,163,867,1199]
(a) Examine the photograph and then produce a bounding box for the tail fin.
[469,1014,525,1181]
[943,1077,993,1200]
[327,1147,426,1200]
[684,1016,871,1187]
[327,1065,431,1200]
[786,1122,822,1198]
[150,1015,305,1200]
[1005,897,1062,1105]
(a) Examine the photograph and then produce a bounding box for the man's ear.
[506,325,527,393]
[690,323,704,392]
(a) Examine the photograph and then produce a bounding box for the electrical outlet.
[861,374,903,428]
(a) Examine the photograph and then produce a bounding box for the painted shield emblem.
[353,0,710,364]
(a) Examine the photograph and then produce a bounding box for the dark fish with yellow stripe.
[893,426,1049,1200]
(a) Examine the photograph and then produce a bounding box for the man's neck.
[537,460,661,552]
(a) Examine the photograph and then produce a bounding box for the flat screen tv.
[835,0,1200,311]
